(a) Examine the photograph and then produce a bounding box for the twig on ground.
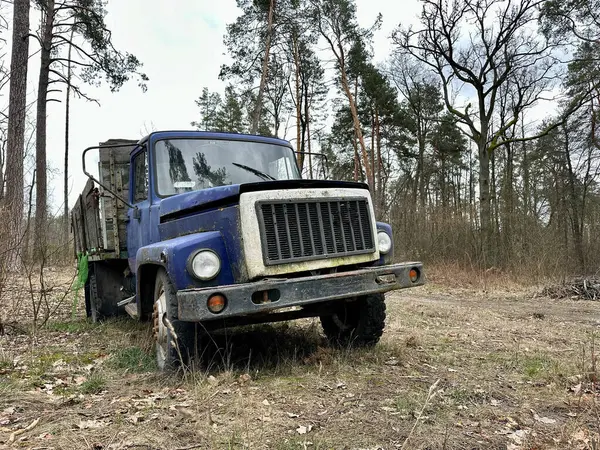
[7,417,40,443]
[542,277,600,300]
[401,379,441,449]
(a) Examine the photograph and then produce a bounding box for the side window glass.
[133,150,148,202]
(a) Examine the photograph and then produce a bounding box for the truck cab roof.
[134,130,294,154]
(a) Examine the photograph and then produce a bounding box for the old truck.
[71,131,424,370]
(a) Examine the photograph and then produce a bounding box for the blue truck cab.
[71,131,424,370]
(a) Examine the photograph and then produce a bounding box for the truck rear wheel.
[85,263,121,322]
[152,269,195,371]
[320,294,386,348]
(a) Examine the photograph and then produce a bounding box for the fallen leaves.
[76,418,108,430]
[506,429,529,446]
[296,424,313,435]
[238,373,251,384]
[533,413,556,425]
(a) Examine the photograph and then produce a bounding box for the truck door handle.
[133,209,141,220]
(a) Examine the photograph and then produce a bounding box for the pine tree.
[192,88,222,131]
[215,86,246,133]
[33,0,148,257]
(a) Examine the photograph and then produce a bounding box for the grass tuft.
[44,319,98,333]
[79,372,107,394]
[108,346,156,373]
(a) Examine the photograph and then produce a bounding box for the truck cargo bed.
[71,139,137,260]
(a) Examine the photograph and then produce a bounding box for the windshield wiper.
[232,162,277,181]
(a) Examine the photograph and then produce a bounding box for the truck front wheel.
[152,269,195,371]
[320,294,386,348]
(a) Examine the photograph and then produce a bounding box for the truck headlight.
[377,231,392,254]
[189,250,221,280]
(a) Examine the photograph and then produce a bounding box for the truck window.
[133,150,148,202]
[154,139,300,196]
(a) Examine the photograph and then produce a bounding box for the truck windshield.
[154,138,301,196]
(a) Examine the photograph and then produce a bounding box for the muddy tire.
[85,268,106,322]
[152,269,195,371]
[85,262,124,322]
[320,294,386,348]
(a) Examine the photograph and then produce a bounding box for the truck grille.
[257,198,375,265]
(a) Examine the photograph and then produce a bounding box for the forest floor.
[0,269,599,449]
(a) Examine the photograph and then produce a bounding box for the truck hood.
[159,179,369,223]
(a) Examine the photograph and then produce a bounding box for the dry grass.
[0,272,599,449]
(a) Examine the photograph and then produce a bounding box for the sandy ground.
[0,279,599,449]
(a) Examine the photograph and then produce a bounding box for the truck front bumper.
[177,262,424,322]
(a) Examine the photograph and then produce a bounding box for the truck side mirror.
[81,144,138,210]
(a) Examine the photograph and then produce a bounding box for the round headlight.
[377,231,392,254]
[190,250,221,280]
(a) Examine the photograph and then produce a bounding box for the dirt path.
[0,283,599,449]
[397,287,600,326]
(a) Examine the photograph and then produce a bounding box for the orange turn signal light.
[409,268,420,283]
[207,294,227,313]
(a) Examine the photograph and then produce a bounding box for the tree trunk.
[0,139,5,201]
[304,91,313,179]
[440,152,447,209]
[353,77,359,182]
[417,120,426,209]
[353,138,359,182]
[250,0,275,134]
[563,124,586,272]
[478,138,492,267]
[34,0,55,259]
[5,0,30,269]
[292,33,302,168]
[375,110,383,213]
[491,147,499,237]
[370,108,376,205]
[468,141,474,224]
[339,68,372,186]
[63,28,74,244]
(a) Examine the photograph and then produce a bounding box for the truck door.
[127,148,150,271]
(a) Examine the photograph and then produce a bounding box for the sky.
[26,0,421,213]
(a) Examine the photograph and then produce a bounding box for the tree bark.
[292,34,302,168]
[353,77,359,182]
[370,109,376,204]
[375,109,383,213]
[63,28,74,244]
[34,0,55,259]
[478,136,492,267]
[0,139,5,201]
[340,68,372,187]
[304,90,313,179]
[250,0,275,134]
[5,0,30,269]
[563,124,586,272]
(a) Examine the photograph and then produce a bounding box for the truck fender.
[376,222,394,265]
[135,231,233,319]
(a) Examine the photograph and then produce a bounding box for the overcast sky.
[26,0,420,213]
